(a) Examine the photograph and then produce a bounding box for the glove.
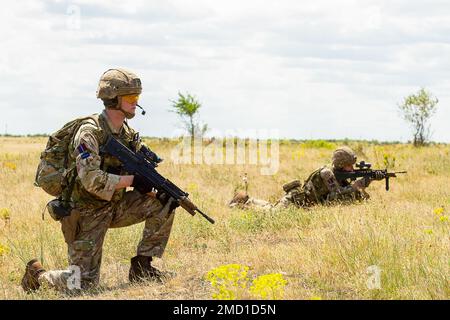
[131,174,153,194]
[373,170,385,181]
[156,192,180,211]
[353,177,371,190]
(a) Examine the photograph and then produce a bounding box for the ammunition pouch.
[282,180,302,193]
[46,199,81,244]
[46,199,72,221]
[289,189,307,207]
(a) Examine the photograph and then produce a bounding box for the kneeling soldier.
[22,68,176,293]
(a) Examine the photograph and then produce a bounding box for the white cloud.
[0,0,449,142]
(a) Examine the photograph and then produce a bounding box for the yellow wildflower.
[3,162,16,170]
[187,182,198,193]
[0,208,11,221]
[433,207,444,215]
[249,273,288,300]
[424,229,433,235]
[0,244,10,256]
[205,264,250,300]
[291,150,305,161]
[439,215,448,222]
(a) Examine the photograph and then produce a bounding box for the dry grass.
[0,137,448,300]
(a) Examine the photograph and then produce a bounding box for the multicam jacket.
[285,166,368,207]
[66,110,144,210]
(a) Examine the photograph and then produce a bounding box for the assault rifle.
[101,135,215,224]
[334,161,407,191]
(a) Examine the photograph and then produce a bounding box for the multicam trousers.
[39,190,175,291]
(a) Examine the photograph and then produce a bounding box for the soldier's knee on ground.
[68,238,103,287]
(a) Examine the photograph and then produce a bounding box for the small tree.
[398,88,438,146]
[170,92,208,137]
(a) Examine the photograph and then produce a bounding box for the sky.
[1,0,449,142]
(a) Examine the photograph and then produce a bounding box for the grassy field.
[0,136,449,300]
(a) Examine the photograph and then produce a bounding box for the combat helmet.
[96,68,142,107]
[332,146,357,169]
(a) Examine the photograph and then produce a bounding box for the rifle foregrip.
[179,199,196,216]
[179,198,215,224]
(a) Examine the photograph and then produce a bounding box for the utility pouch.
[282,180,302,193]
[290,189,307,207]
[46,199,72,221]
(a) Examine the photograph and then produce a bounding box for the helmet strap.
[103,96,135,119]
[117,96,136,119]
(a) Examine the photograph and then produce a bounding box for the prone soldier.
[229,146,386,210]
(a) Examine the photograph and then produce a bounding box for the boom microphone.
[136,104,146,115]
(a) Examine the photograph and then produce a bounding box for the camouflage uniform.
[229,147,371,210]
[274,166,369,208]
[228,192,273,211]
[38,110,175,291]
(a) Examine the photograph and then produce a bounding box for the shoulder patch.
[320,167,338,190]
[76,143,91,159]
[319,167,334,179]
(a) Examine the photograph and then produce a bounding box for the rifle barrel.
[196,208,215,224]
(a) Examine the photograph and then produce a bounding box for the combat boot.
[228,191,249,207]
[129,255,166,283]
[21,259,46,293]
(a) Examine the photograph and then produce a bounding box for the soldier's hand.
[157,192,180,211]
[146,191,157,198]
[156,191,172,205]
[353,177,371,190]
[360,189,370,200]
[373,170,385,181]
[131,174,153,194]
[115,175,135,190]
